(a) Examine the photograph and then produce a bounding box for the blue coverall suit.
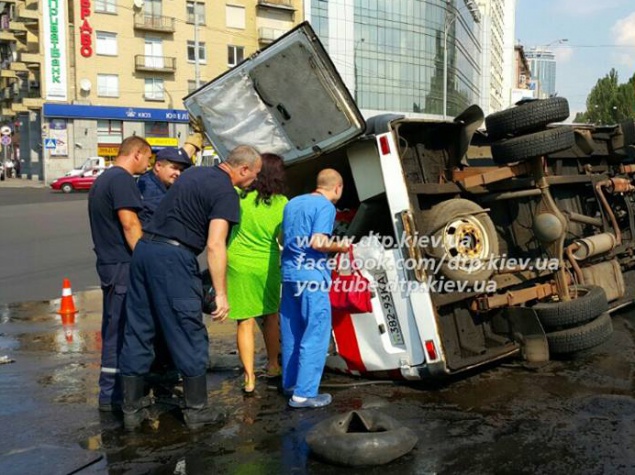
[280,194,336,398]
[137,170,168,227]
[88,167,143,406]
[120,166,240,378]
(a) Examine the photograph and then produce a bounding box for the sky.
[515,0,635,118]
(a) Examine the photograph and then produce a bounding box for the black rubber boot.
[122,375,152,431]
[182,374,225,430]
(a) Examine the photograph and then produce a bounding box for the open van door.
[183,22,365,165]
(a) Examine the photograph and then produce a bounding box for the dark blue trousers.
[96,262,130,405]
[120,240,208,378]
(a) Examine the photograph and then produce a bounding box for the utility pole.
[194,2,201,89]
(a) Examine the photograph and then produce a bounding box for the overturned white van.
[185,22,634,380]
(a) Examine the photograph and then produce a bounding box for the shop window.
[144,121,170,137]
[226,5,245,29]
[227,45,244,68]
[97,120,123,144]
[187,41,207,63]
[144,78,164,101]
[97,74,119,97]
[96,31,117,56]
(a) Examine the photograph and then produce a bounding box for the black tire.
[546,312,613,354]
[306,410,418,466]
[491,127,576,164]
[61,183,73,193]
[533,285,608,330]
[485,97,570,140]
[422,199,498,285]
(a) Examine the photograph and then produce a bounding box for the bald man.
[279,168,350,408]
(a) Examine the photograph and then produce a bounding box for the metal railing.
[134,13,175,32]
[134,55,176,72]
[258,0,293,7]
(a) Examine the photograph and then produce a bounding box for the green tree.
[581,68,635,124]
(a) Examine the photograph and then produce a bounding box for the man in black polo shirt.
[88,136,152,412]
[120,144,262,430]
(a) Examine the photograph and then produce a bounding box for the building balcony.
[0,30,16,42]
[258,27,287,44]
[0,69,17,79]
[8,22,27,34]
[1,107,15,117]
[257,0,295,11]
[18,51,40,65]
[11,102,28,113]
[23,96,42,109]
[134,55,176,73]
[17,5,39,22]
[9,61,27,72]
[134,13,175,33]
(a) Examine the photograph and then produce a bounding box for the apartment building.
[1,0,302,181]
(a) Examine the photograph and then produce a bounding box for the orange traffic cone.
[58,278,78,326]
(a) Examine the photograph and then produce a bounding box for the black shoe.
[122,375,153,431]
[182,374,226,430]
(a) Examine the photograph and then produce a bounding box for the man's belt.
[143,233,198,255]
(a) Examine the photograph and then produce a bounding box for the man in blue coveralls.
[88,136,152,412]
[119,145,262,430]
[280,169,351,408]
[135,135,202,399]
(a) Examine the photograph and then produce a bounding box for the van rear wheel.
[422,199,498,285]
[485,97,570,140]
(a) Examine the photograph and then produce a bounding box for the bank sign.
[42,0,68,101]
[43,103,190,123]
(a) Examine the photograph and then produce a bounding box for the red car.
[50,167,105,193]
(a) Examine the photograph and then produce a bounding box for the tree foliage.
[578,69,635,124]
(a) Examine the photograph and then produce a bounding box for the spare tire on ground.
[491,127,576,164]
[533,285,608,330]
[306,410,418,466]
[545,312,613,355]
[485,97,570,140]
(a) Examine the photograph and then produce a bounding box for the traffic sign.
[44,138,57,149]
[0,126,11,136]
[1,135,11,146]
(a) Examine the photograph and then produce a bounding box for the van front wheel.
[422,199,499,286]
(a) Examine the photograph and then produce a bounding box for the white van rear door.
[183,22,365,165]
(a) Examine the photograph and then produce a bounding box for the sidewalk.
[0,177,46,188]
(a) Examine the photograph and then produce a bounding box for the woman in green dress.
[227,153,288,393]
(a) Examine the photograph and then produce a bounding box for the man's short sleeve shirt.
[281,194,336,283]
[88,166,143,265]
[145,166,240,254]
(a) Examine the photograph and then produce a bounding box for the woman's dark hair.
[242,152,286,205]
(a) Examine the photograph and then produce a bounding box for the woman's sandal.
[265,367,282,379]
[242,375,256,394]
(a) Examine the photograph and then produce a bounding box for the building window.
[144,121,170,137]
[97,120,123,144]
[97,74,119,97]
[96,32,117,56]
[186,1,205,25]
[95,0,116,14]
[144,78,164,101]
[187,41,206,63]
[227,45,244,67]
[226,5,245,29]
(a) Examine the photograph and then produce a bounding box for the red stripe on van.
[332,310,367,373]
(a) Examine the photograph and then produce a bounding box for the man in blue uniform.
[280,169,350,408]
[135,137,201,399]
[119,145,262,430]
[88,136,152,412]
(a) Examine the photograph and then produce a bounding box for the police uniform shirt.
[137,170,167,228]
[88,166,143,265]
[145,166,240,255]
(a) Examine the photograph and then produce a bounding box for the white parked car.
[65,157,107,177]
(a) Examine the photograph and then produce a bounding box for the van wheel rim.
[442,216,489,268]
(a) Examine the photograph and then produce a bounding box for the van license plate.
[376,273,405,346]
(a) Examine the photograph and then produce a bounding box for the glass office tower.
[308,0,482,117]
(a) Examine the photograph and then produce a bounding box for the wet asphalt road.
[0,188,99,305]
[2,289,635,474]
